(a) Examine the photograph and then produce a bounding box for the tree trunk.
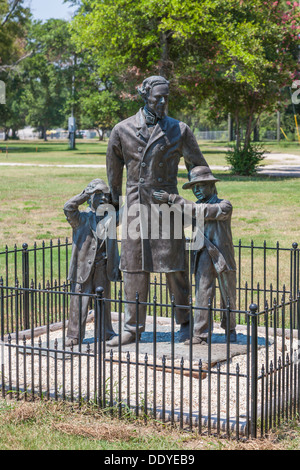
[228,113,234,141]
[42,127,48,141]
[277,111,281,143]
[12,129,18,140]
[253,122,259,142]
[96,128,103,141]
[159,31,169,78]
[234,112,241,151]
[243,114,253,150]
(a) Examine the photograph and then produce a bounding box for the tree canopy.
[70,0,300,149]
[0,0,31,71]
[0,0,299,163]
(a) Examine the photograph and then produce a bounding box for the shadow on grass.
[76,151,107,156]
[0,142,105,154]
[177,171,297,182]
[198,149,227,155]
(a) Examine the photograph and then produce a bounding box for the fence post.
[291,243,298,329]
[297,291,300,342]
[250,303,258,438]
[22,243,30,330]
[292,243,298,298]
[0,277,3,341]
[297,291,300,416]
[96,286,104,408]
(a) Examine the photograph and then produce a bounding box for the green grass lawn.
[0,140,298,311]
[0,140,299,249]
[0,399,298,450]
[1,139,299,167]
[0,164,109,247]
[0,141,299,450]
[0,139,230,167]
[0,140,108,165]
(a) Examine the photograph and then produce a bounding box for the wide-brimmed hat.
[182,166,220,189]
[87,179,110,194]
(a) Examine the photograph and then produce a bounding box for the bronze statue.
[153,166,237,344]
[64,179,121,347]
[106,76,209,346]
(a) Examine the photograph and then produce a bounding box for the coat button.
[160,145,165,151]
[141,162,146,167]
[88,260,92,264]
[140,178,145,183]
[158,162,164,167]
[138,147,143,152]
[157,178,163,183]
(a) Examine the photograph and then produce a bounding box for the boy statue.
[153,166,237,344]
[64,179,121,347]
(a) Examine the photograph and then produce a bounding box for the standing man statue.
[106,75,209,346]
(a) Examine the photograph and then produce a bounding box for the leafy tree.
[69,0,300,168]
[161,0,300,150]
[77,72,142,138]
[70,0,171,75]
[0,0,31,71]
[0,72,27,139]
[0,0,31,137]
[20,19,76,140]
[68,0,191,117]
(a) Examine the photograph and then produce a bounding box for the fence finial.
[96,286,104,298]
[249,303,258,314]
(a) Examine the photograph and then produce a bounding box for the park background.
[0,0,300,450]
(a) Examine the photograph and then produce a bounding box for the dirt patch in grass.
[0,399,299,450]
[52,421,136,442]
[1,401,145,444]
[3,402,38,424]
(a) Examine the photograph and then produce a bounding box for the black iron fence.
[0,239,299,439]
[0,239,299,328]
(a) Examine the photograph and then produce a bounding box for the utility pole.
[277,111,281,143]
[68,116,76,150]
[69,54,77,150]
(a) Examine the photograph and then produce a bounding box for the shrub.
[225,144,266,176]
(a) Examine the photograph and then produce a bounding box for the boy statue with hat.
[153,167,237,344]
[64,179,121,347]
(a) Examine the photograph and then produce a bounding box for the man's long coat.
[106,108,208,273]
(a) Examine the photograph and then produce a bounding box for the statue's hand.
[153,190,169,203]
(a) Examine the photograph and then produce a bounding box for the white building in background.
[0,127,99,140]
[17,127,40,140]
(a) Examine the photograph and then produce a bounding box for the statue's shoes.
[229,329,237,343]
[184,336,207,346]
[65,337,79,347]
[106,331,139,347]
[178,322,191,342]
